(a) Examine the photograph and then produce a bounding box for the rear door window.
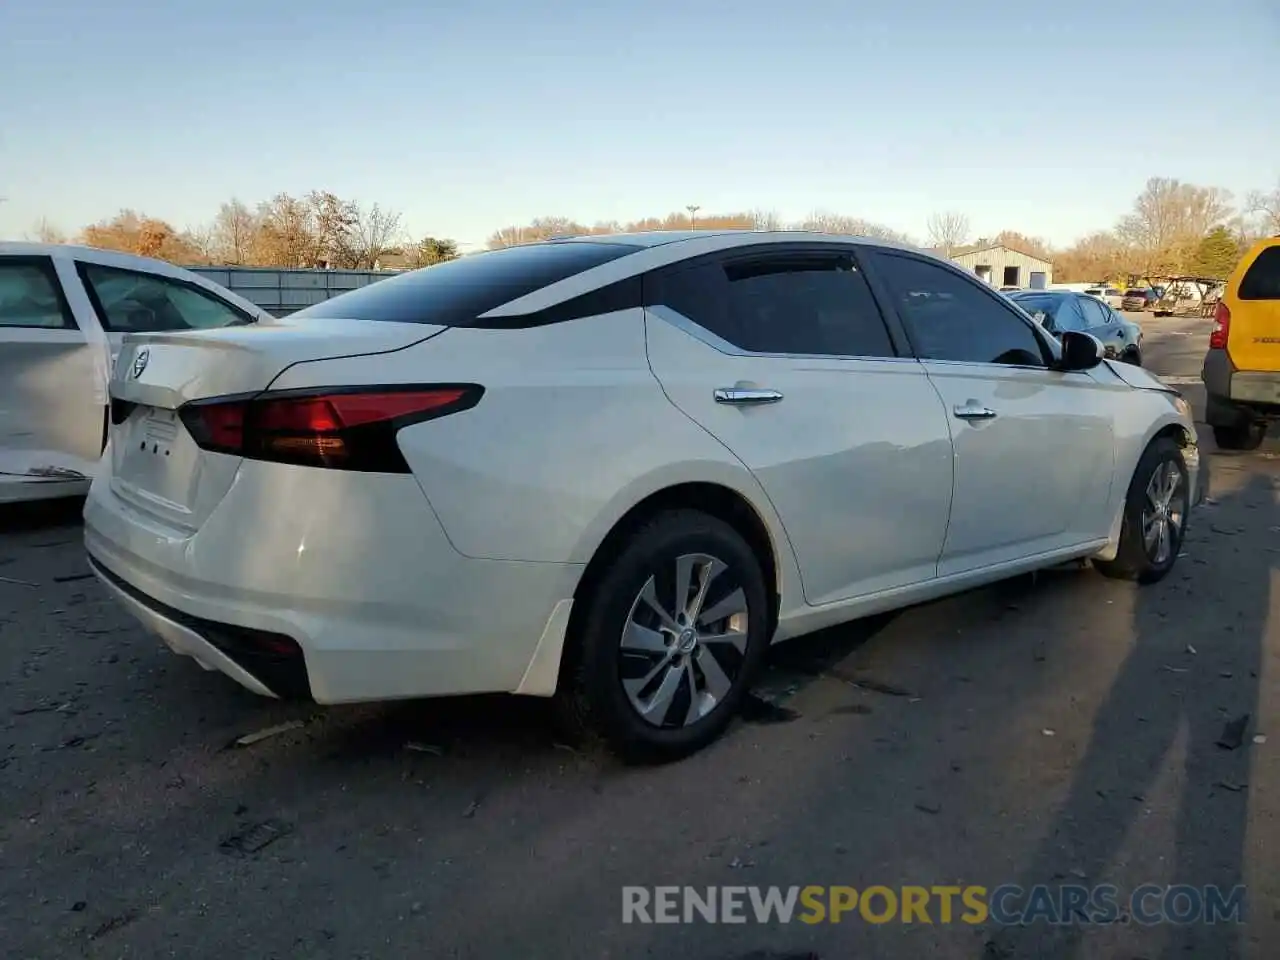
[647,250,897,358]
[292,241,642,324]
[1239,246,1280,300]
[79,264,253,331]
[0,258,75,329]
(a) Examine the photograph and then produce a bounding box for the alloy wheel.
[1142,460,1186,565]
[618,553,749,728]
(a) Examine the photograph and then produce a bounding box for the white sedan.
[0,243,270,503]
[83,231,1202,761]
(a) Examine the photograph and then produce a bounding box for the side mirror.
[1056,330,1105,371]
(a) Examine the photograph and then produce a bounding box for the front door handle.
[953,400,996,421]
[714,388,783,405]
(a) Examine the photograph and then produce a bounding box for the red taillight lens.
[180,385,481,472]
[1209,302,1231,350]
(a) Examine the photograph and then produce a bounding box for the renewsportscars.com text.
[622,884,1246,926]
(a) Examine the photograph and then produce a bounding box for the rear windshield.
[1124,289,1146,296]
[1083,289,1102,295]
[292,241,641,324]
[1239,246,1280,300]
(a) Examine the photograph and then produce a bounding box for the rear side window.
[79,264,252,331]
[1239,246,1280,300]
[292,242,641,324]
[648,251,896,358]
[0,258,75,329]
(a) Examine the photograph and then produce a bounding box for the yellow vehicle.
[1201,237,1280,450]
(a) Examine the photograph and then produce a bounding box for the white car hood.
[1101,359,1177,393]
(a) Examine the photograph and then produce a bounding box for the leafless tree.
[27,217,67,243]
[210,199,258,265]
[751,209,784,231]
[1116,177,1233,275]
[800,210,912,244]
[344,201,403,269]
[927,211,970,256]
[1246,182,1280,235]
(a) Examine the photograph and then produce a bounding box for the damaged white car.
[0,243,269,503]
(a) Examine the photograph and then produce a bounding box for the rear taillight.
[179,385,482,472]
[1209,302,1231,350]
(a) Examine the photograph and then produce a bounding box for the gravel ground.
[2,313,1277,960]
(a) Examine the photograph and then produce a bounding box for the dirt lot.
[3,314,1277,959]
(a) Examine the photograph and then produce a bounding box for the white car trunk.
[107,318,445,530]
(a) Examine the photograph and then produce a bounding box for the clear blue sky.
[2,0,1276,249]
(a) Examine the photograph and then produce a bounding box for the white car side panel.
[645,310,954,606]
[268,310,802,582]
[923,361,1117,576]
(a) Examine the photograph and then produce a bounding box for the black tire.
[1093,437,1189,584]
[1122,348,1142,366]
[554,509,770,763]
[1212,422,1266,452]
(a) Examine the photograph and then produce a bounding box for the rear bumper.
[1203,349,1280,421]
[83,460,583,703]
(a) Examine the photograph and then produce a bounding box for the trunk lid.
[106,317,443,530]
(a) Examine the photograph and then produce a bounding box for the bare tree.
[927,211,970,256]
[27,217,67,243]
[1116,177,1233,275]
[1246,181,1280,235]
[800,210,912,243]
[751,209,784,231]
[344,201,403,269]
[210,199,258,265]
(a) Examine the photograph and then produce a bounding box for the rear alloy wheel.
[1212,422,1266,452]
[555,510,769,763]
[1093,437,1189,584]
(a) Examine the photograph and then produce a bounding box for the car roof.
[478,231,944,319]
[548,229,924,254]
[1009,288,1070,297]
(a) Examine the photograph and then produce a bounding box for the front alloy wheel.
[1140,460,1186,567]
[1093,437,1188,584]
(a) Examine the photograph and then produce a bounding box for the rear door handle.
[714,388,783,405]
[953,401,996,421]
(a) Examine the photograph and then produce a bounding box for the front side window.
[870,253,1046,366]
[649,250,896,358]
[80,264,251,331]
[0,259,74,329]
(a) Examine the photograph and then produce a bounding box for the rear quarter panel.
[267,310,803,600]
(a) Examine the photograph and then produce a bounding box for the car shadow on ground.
[976,466,1270,960]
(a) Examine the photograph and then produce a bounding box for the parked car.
[0,244,270,503]
[84,232,1202,761]
[1008,289,1144,365]
[1121,288,1159,312]
[998,285,1021,293]
[1201,237,1280,450]
[1084,286,1125,309]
